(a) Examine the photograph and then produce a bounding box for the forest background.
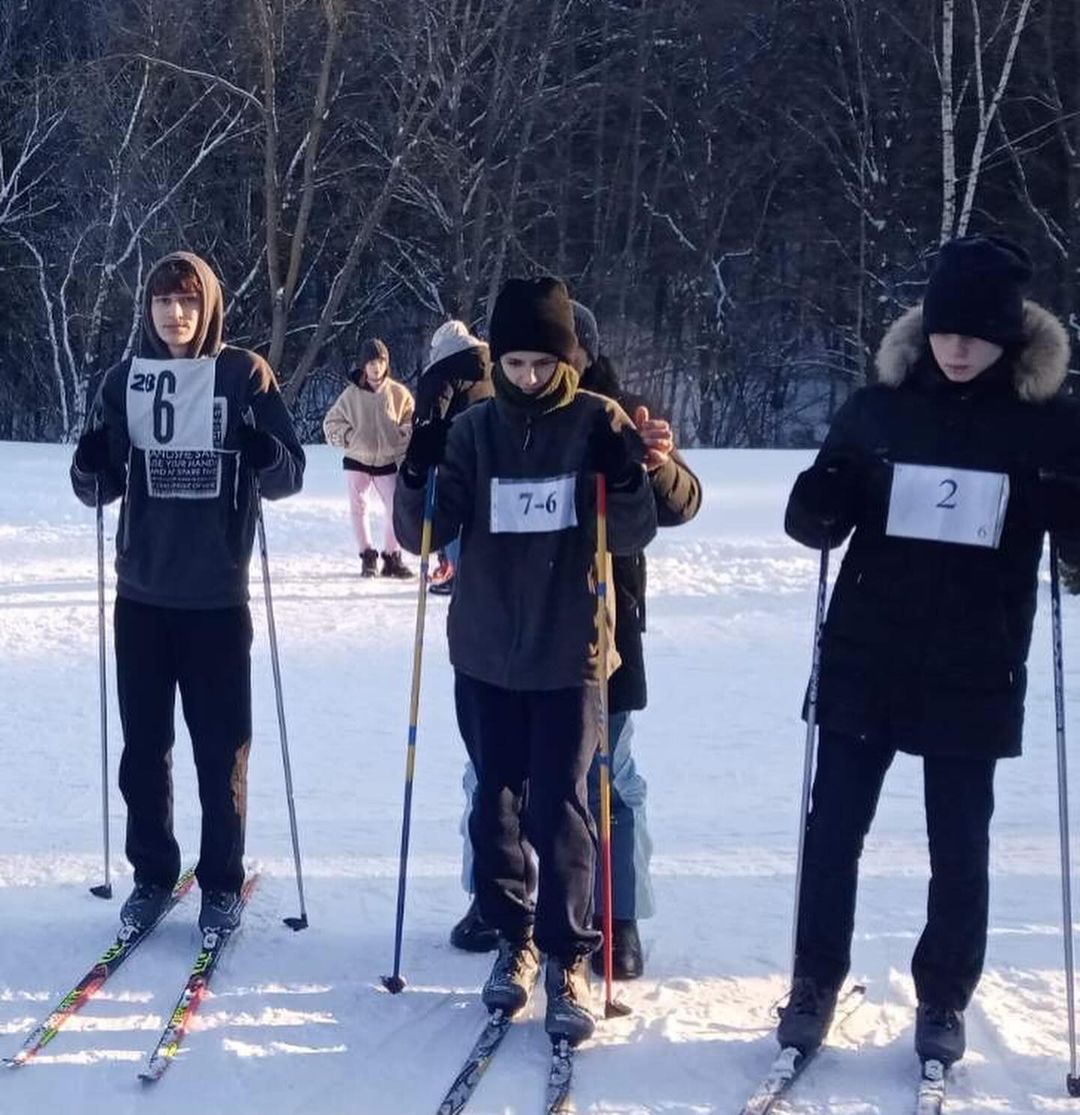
[1,0,1077,445]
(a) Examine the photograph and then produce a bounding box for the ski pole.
[594,474,631,1019]
[382,468,437,994]
[789,545,830,986]
[1050,538,1080,1096]
[90,477,112,901]
[251,465,308,932]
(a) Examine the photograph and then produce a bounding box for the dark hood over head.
[141,251,224,359]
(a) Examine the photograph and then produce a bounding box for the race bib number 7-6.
[490,474,578,534]
[886,463,1009,549]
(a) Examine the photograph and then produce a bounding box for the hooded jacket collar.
[874,300,1070,403]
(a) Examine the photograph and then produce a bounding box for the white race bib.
[886,463,1009,549]
[490,474,578,534]
[126,357,216,451]
[127,358,226,499]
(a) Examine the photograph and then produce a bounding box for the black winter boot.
[381,550,414,578]
[915,1003,966,1066]
[590,918,644,980]
[544,956,595,1046]
[360,548,379,577]
[482,937,540,1015]
[776,976,839,1055]
[450,898,499,953]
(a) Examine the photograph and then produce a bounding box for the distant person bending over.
[323,338,415,578]
[412,320,493,595]
[70,251,304,935]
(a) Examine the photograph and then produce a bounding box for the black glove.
[236,424,280,470]
[799,451,860,524]
[586,415,646,491]
[74,427,111,474]
[402,418,449,482]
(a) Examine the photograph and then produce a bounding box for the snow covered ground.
[2,442,1079,1114]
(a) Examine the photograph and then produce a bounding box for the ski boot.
[450,898,499,953]
[482,936,540,1015]
[360,548,379,578]
[590,917,644,980]
[120,881,173,931]
[544,955,595,1046]
[199,889,244,934]
[915,1003,965,1066]
[776,976,839,1055]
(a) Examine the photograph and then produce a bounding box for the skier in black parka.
[779,236,1080,1067]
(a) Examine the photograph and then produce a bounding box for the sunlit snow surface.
[1,443,1077,1113]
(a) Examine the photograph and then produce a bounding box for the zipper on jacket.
[522,417,533,451]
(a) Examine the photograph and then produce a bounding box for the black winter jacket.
[785,302,1079,759]
[581,366,702,712]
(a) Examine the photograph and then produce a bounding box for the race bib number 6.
[490,474,578,534]
[126,357,216,451]
[886,463,1009,549]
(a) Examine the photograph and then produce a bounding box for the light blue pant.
[459,711,654,919]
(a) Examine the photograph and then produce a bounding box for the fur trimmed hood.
[874,301,1071,403]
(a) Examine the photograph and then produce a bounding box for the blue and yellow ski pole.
[383,468,438,993]
[595,474,631,1019]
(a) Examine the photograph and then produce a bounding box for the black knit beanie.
[922,236,1034,346]
[489,277,578,363]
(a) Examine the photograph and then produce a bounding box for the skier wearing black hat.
[394,276,657,1046]
[778,235,1080,1068]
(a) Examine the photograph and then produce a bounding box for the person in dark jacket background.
[777,235,1080,1069]
[448,301,703,980]
[70,250,305,936]
[412,320,493,594]
[394,277,657,1046]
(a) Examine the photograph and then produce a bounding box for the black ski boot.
[915,1003,966,1066]
[381,550,414,579]
[590,918,644,980]
[360,548,379,577]
[199,889,244,934]
[776,976,839,1055]
[482,936,540,1015]
[544,955,595,1046]
[450,898,499,953]
[120,881,173,930]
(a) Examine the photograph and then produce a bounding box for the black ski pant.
[794,730,996,1011]
[114,597,253,894]
[454,672,603,960]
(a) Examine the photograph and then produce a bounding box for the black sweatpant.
[114,597,253,893]
[795,730,996,1010]
[454,672,603,960]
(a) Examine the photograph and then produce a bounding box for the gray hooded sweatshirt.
[71,251,305,608]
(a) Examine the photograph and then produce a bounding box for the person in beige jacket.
[323,338,415,577]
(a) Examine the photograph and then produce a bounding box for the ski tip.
[381,974,407,994]
[89,884,113,900]
[283,914,308,932]
[1067,1072,1080,1097]
[604,998,632,1019]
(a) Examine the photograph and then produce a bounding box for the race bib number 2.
[490,474,578,534]
[886,463,1009,549]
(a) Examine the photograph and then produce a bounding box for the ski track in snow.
[2,444,1079,1112]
